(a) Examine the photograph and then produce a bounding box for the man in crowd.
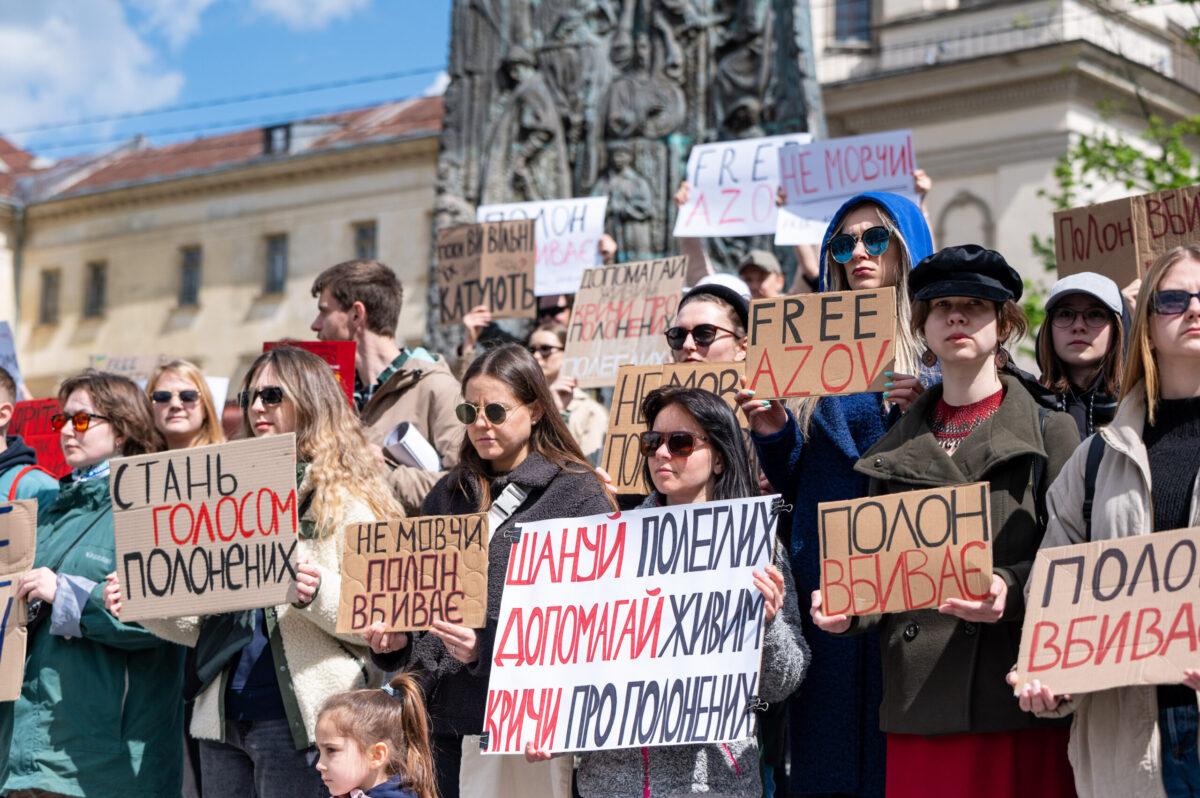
[737,249,787,300]
[0,368,59,501]
[311,260,461,515]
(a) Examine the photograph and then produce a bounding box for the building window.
[834,0,872,43]
[179,245,202,307]
[264,234,288,294]
[39,270,60,325]
[84,261,107,318]
[263,124,291,155]
[353,220,378,260]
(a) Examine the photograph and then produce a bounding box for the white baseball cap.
[1046,272,1123,315]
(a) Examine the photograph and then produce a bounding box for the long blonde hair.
[239,346,402,531]
[791,203,921,433]
[147,360,226,448]
[1121,245,1200,425]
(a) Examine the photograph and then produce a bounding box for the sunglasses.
[537,304,569,318]
[528,344,564,358]
[1050,307,1111,329]
[638,430,709,457]
[456,402,522,425]
[1152,290,1200,316]
[151,389,201,404]
[238,386,286,410]
[665,323,737,351]
[828,226,890,264]
[51,412,110,433]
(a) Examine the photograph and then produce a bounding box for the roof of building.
[1,96,444,205]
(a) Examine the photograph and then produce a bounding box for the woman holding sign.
[526,385,809,797]
[736,191,933,798]
[365,343,614,798]
[810,246,1081,796]
[1015,246,1200,798]
[105,346,401,798]
[0,371,183,798]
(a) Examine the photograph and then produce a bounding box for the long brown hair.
[456,343,614,511]
[58,370,164,456]
[1035,300,1123,397]
[147,359,226,447]
[1122,245,1200,425]
[239,346,401,531]
[317,674,436,798]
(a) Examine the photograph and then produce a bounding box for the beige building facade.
[2,99,440,398]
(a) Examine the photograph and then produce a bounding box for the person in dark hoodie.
[735,192,935,798]
[0,368,60,501]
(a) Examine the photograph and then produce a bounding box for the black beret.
[681,282,750,329]
[909,245,1023,303]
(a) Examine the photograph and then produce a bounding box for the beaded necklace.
[930,388,1004,455]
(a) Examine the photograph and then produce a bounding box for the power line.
[2,64,446,136]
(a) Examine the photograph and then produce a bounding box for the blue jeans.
[198,719,324,798]
[1162,705,1200,798]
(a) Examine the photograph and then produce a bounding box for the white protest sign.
[477,197,608,296]
[774,130,918,246]
[482,495,777,754]
[672,133,813,238]
[0,323,24,394]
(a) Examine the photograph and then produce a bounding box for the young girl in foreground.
[315,676,437,798]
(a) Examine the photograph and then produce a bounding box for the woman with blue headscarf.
[736,192,934,797]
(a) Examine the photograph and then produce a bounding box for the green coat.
[0,476,184,798]
[848,375,1081,736]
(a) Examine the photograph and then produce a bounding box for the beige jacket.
[360,352,463,515]
[565,387,608,462]
[1039,385,1200,798]
[140,479,383,747]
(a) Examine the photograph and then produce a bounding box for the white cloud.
[0,2,183,146]
[128,0,219,49]
[249,0,371,30]
[422,70,450,97]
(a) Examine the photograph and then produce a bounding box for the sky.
[0,0,453,161]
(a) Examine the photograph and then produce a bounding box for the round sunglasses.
[828,226,890,264]
[1050,307,1110,329]
[456,401,524,425]
[638,430,709,457]
[51,411,110,433]
[664,323,737,351]
[237,385,286,411]
[1152,290,1200,316]
[151,389,201,404]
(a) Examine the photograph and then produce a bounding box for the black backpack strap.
[1032,406,1050,529]
[1081,434,1106,542]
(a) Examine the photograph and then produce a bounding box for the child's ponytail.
[389,672,437,798]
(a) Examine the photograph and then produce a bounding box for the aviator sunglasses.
[456,402,524,425]
[827,225,890,264]
[638,430,709,457]
[237,385,286,411]
[51,412,110,433]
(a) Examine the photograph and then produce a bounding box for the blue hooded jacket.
[753,191,932,797]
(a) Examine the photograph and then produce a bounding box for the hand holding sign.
[734,381,786,437]
[362,621,409,655]
[16,568,56,605]
[938,573,1006,623]
[431,619,479,664]
[292,558,321,608]
[809,589,851,634]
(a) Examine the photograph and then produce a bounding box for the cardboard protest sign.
[478,197,607,296]
[0,323,24,396]
[673,133,813,238]
[1016,526,1200,696]
[1054,184,1200,285]
[775,131,918,246]
[437,220,538,325]
[90,354,171,383]
[337,513,488,633]
[9,399,70,479]
[599,362,747,494]
[111,434,299,621]
[745,288,895,400]
[0,500,37,701]
[561,256,688,389]
[482,495,777,754]
[263,340,356,406]
[819,482,992,617]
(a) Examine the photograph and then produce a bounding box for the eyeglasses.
[1152,290,1200,316]
[828,226,890,264]
[456,402,523,425]
[1050,307,1111,329]
[665,324,737,351]
[151,389,201,404]
[528,344,564,358]
[51,412,110,433]
[638,430,709,457]
[238,386,286,410]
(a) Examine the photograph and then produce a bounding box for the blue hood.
[817,192,933,292]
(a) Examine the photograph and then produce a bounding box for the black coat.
[373,452,613,737]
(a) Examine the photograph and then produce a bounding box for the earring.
[994,347,1009,370]
[921,347,937,367]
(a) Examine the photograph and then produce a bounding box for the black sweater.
[372,452,614,737]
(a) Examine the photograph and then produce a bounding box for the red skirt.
[886,727,1076,798]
